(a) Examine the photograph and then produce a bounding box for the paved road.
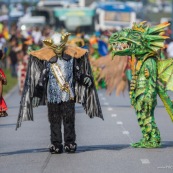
[0,87,173,173]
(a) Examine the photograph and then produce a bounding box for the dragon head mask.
[109,21,170,58]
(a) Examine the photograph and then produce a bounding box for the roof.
[96,2,134,12]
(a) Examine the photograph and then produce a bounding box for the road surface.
[0,87,173,173]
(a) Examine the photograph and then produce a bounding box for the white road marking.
[122,131,129,135]
[104,102,109,106]
[140,159,150,164]
[107,107,113,111]
[121,125,134,143]
[101,97,106,100]
[116,121,123,125]
[114,117,134,143]
[111,114,117,117]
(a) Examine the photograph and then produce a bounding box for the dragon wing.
[157,58,173,91]
[157,58,173,121]
[92,54,128,95]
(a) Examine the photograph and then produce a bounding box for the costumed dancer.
[0,49,8,117]
[92,54,129,96]
[17,38,31,94]
[16,32,103,153]
[109,21,173,148]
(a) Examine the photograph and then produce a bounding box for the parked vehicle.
[18,13,46,31]
[92,1,136,31]
[53,7,95,33]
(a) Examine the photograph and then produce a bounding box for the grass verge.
[3,69,18,95]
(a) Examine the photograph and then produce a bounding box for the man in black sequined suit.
[16,33,103,154]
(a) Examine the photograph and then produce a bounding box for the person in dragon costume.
[109,21,173,148]
[16,32,103,153]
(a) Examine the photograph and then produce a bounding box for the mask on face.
[43,32,71,57]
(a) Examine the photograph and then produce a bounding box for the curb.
[4,85,18,100]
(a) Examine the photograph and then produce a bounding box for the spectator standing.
[8,36,18,77]
[32,27,42,45]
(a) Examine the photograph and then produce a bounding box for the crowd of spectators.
[0,20,172,94]
[0,22,54,93]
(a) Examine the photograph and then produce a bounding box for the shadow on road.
[0,144,130,156]
[0,123,16,128]
[161,141,173,148]
[0,148,48,157]
[1,142,173,157]
[76,144,130,153]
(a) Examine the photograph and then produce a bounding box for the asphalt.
[0,87,173,173]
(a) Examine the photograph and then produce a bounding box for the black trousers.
[48,101,76,146]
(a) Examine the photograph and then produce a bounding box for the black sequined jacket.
[16,48,103,129]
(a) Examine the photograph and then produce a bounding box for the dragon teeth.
[112,42,129,51]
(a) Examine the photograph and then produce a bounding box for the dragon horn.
[148,22,170,34]
[146,35,169,41]
[61,32,71,43]
[140,21,147,25]
[43,39,53,46]
[150,42,164,48]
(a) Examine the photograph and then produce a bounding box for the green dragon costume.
[109,21,173,148]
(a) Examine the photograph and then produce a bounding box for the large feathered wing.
[74,54,103,120]
[157,58,173,121]
[16,56,45,130]
[92,54,128,95]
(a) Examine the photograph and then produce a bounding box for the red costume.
[0,68,8,117]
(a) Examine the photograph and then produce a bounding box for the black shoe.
[49,144,63,154]
[64,143,77,153]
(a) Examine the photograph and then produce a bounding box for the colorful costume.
[109,21,172,148]
[92,54,129,95]
[17,54,29,94]
[16,33,103,153]
[0,68,8,117]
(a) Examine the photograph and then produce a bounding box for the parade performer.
[0,49,8,117]
[109,21,173,148]
[92,54,129,95]
[16,32,103,153]
[16,37,33,94]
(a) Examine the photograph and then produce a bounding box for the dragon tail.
[157,86,173,122]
